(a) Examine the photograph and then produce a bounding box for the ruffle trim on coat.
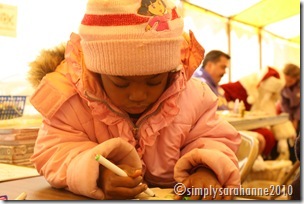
[137,71,187,157]
[84,96,138,147]
[84,72,187,158]
[85,71,187,158]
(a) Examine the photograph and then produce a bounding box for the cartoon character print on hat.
[138,0,179,32]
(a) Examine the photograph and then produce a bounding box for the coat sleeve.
[174,83,241,188]
[30,97,142,199]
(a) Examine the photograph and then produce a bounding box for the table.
[0,176,90,200]
[0,175,268,200]
[0,176,173,200]
[0,113,290,200]
[218,112,289,130]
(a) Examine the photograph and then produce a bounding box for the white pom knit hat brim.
[81,37,183,76]
[79,0,184,76]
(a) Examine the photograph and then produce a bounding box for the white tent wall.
[182,7,229,52]
[180,1,300,84]
[0,0,86,82]
[261,31,301,71]
[229,21,260,82]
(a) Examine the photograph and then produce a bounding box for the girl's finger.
[106,183,148,199]
[111,175,143,188]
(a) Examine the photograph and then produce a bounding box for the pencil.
[14,192,27,200]
[95,154,155,197]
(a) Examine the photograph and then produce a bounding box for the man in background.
[194,51,268,156]
[192,50,230,110]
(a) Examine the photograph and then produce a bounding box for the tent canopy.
[183,0,300,43]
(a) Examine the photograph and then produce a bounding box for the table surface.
[0,176,175,200]
[0,176,260,201]
[0,176,90,200]
[218,112,289,130]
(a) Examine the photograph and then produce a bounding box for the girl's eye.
[147,81,161,86]
[113,83,129,88]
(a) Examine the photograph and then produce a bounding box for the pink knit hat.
[79,0,184,76]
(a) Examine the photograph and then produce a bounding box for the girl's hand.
[174,167,233,200]
[98,164,147,200]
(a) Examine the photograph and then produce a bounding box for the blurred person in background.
[279,63,300,135]
[192,50,230,110]
[277,63,300,163]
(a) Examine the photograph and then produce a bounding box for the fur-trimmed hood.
[28,44,66,88]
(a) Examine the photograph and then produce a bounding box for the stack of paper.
[0,128,39,167]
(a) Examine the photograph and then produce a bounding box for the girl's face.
[101,73,169,114]
[148,0,165,16]
[284,74,298,88]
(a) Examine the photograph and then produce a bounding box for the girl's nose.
[129,87,148,102]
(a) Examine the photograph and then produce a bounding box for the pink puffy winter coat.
[29,33,241,199]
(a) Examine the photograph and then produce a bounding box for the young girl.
[28,0,241,200]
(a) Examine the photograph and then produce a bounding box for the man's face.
[205,56,229,85]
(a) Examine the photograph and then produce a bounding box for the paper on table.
[0,163,40,182]
[135,188,174,200]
